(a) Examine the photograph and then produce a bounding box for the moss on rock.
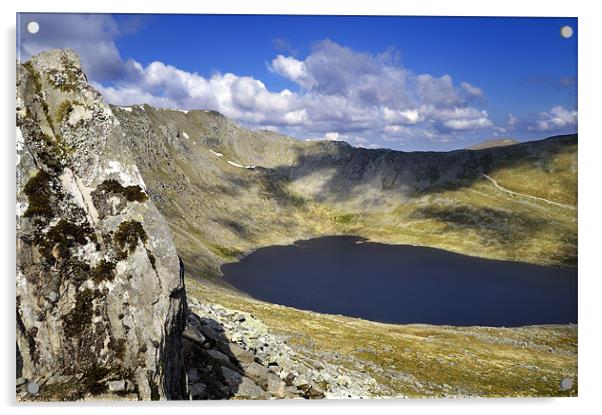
[91,259,116,284]
[23,170,54,219]
[40,219,94,260]
[63,288,100,338]
[95,179,148,203]
[55,100,82,123]
[114,220,147,254]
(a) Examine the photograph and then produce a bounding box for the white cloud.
[269,55,311,87]
[324,132,341,141]
[416,74,461,107]
[443,117,492,131]
[461,82,484,98]
[383,108,423,125]
[530,106,577,132]
[493,127,507,136]
[429,107,493,131]
[20,14,493,147]
[98,42,493,141]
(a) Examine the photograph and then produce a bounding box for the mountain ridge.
[112,103,577,280]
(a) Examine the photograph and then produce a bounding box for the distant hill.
[111,102,577,274]
[467,138,519,150]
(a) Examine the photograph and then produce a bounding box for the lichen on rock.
[16,49,187,401]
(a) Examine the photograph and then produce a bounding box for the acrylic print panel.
[16,13,577,401]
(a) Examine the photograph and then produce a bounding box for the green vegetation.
[332,213,358,224]
[146,249,157,270]
[63,288,100,338]
[208,244,243,260]
[114,220,147,254]
[108,337,127,360]
[95,179,148,203]
[345,178,576,267]
[91,259,116,284]
[23,170,54,219]
[22,61,42,93]
[22,61,55,133]
[488,145,577,206]
[46,55,82,93]
[82,364,110,396]
[21,60,77,167]
[40,219,94,260]
[55,100,82,123]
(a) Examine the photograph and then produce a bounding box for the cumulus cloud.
[269,55,311,87]
[442,117,492,131]
[493,113,519,135]
[95,40,493,141]
[530,106,578,132]
[493,109,577,137]
[19,14,494,147]
[461,82,484,98]
[416,74,461,107]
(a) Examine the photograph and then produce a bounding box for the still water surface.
[222,236,577,326]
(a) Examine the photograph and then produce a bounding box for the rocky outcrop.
[183,298,379,399]
[16,49,187,401]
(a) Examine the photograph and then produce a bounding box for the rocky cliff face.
[16,49,187,400]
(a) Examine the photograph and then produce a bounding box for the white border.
[2,1,601,414]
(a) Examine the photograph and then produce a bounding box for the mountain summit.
[466,138,520,150]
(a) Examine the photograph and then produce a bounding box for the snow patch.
[118,106,133,112]
[227,161,244,168]
[161,108,188,114]
[209,150,223,157]
[182,132,189,140]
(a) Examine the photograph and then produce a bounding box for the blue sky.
[18,13,577,151]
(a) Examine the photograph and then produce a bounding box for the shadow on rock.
[183,312,322,400]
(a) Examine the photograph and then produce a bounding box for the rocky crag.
[16,50,187,400]
[16,48,337,402]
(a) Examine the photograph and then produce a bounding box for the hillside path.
[481,174,576,211]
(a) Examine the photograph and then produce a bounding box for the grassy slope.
[188,278,577,398]
[295,135,577,268]
[328,173,577,267]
